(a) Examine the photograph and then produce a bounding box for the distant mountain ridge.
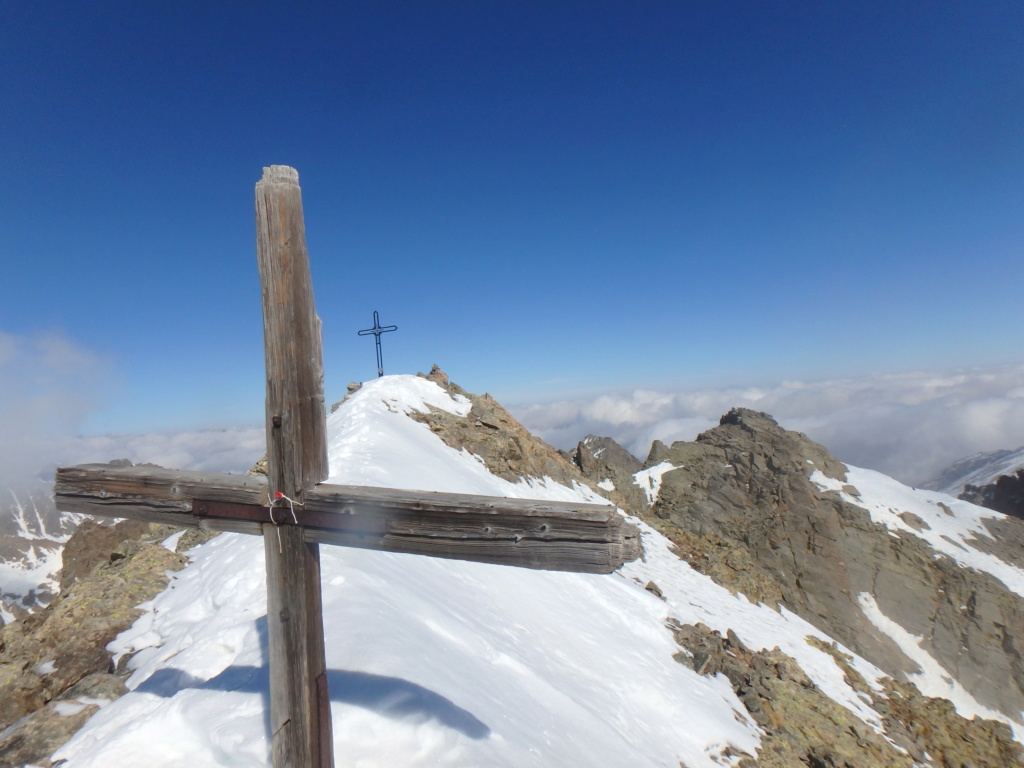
[0,483,79,624]
[924,445,1024,496]
[637,409,1024,728]
[3,372,1024,766]
[923,445,1024,521]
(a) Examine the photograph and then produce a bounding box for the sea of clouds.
[4,329,1024,496]
[0,331,263,506]
[512,366,1024,486]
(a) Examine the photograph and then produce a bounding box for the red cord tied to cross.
[268,491,303,554]
[270,491,300,524]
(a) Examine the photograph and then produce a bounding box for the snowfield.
[0,489,74,623]
[813,466,1024,735]
[50,376,1023,766]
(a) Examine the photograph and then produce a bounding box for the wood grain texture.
[255,165,333,768]
[255,164,328,501]
[264,522,326,768]
[53,465,642,573]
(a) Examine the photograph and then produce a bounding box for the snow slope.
[0,487,77,622]
[925,445,1024,496]
[52,376,949,767]
[812,466,1024,732]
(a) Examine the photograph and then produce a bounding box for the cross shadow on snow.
[131,615,491,742]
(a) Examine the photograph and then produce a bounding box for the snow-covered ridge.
[812,467,1024,597]
[926,445,1024,496]
[0,486,79,621]
[327,376,608,504]
[47,376,1024,766]
[812,466,1024,736]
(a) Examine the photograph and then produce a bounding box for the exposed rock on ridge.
[408,368,590,490]
[0,520,201,767]
[566,435,648,517]
[960,469,1024,521]
[644,407,1024,727]
[676,622,1022,767]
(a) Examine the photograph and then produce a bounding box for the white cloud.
[58,426,265,474]
[511,365,1024,486]
[0,330,110,488]
[6,330,1024,498]
[0,330,265,502]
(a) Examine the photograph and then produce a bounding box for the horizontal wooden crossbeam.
[55,464,642,574]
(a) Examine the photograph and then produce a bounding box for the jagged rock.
[673,622,910,767]
[807,637,1024,767]
[172,527,221,553]
[58,518,152,592]
[874,676,1023,767]
[415,366,472,400]
[972,515,1024,571]
[330,381,364,414]
[645,407,1024,724]
[960,469,1024,520]
[423,363,449,387]
[0,536,186,735]
[408,389,586,487]
[568,436,647,516]
[0,672,128,768]
[575,435,642,474]
[664,526,784,607]
[676,623,1024,767]
[646,439,672,466]
[247,454,269,476]
[0,699,97,768]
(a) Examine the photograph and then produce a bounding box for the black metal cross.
[357,310,398,377]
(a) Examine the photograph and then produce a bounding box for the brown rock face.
[646,407,1024,724]
[568,436,648,517]
[960,469,1024,520]
[408,375,587,489]
[0,673,128,768]
[58,518,152,592]
[0,525,187,743]
[673,623,915,768]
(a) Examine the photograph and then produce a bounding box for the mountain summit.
[3,374,1023,767]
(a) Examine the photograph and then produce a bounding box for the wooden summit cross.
[53,165,641,768]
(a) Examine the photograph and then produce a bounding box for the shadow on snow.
[130,615,491,742]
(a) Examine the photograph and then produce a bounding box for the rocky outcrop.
[567,436,647,517]
[0,521,198,766]
[0,672,128,768]
[674,623,911,767]
[808,636,1023,768]
[644,407,1024,725]
[57,519,152,592]
[675,622,1023,767]
[960,469,1024,520]
[573,436,642,476]
[409,370,589,489]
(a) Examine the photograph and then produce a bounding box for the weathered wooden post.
[255,165,333,768]
[53,164,643,767]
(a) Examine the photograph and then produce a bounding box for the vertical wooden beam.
[255,165,334,768]
[255,164,329,495]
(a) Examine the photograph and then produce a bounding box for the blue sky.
[3,1,1023,446]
